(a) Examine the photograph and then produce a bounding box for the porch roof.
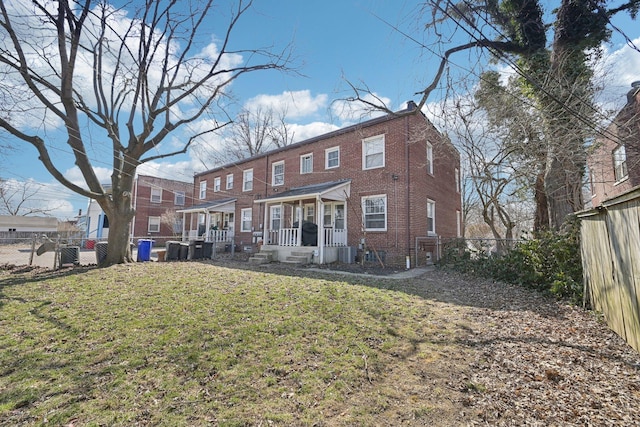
[254,179,351,204]
[176,197,237,214]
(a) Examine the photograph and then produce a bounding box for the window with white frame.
[272,161,285,186]
[455,168,460,193]
[174,191,185,206]
[362,195,387,231]
[243,169,253,191]
[150,187,162,203]
[325,146,340,169]
[300,153,313,174]
[226,174,234,190]
[199,180,207,199]
[456,210,461,237]
[305,204,315,223]
[427,142,434,174]
[148,216,161,233]
[427,200,436,235]
[362,135,385,170]
[613,145,628,182]
[214,177,221,192]
[241,208,252,232]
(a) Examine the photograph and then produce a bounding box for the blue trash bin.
[137,239,153,262]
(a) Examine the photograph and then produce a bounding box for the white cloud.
[289,122,340,143]
[594,38,640,111]
[244,90,328,119]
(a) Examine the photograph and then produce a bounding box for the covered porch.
[176,198,236,244]
[254,180,351,264]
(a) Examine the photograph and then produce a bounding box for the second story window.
[300,153,313,174]
[427,142,434,174]
[243,169,253,192]
[174,191,185,206]
[455,168,460,193]
[326,146,340,169]
[199,180,207,199]
[226,174,234,190]
[362,135,385,170]
[150,187,162,203]
[613,145,628,182]
[214,177,221,192]
[272,161,285,186]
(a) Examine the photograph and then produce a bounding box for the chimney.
[406,100,417,111]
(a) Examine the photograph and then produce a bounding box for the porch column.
[181,212,187,241]
[317,196,325,264]
[297,201,303,246]
[262,202,269,245]
[204,211,212,241]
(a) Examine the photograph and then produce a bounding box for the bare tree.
[223,106,295,161]
[346,0,639,229]
[0,178,64,216]
[0,0,293,264]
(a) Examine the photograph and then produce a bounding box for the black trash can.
[202,241,214,259]
[188,240,204,260]
[301,222,318,246]
[166,241,181,260]
[179,243,189,260]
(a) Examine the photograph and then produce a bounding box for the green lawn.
[0,263,463,426]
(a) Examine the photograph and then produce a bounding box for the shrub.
[439,218,583,304]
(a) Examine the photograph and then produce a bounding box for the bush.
[439,218,583,304]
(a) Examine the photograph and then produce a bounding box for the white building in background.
[0,215,58,233]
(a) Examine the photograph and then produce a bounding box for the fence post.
[29,234,36,266]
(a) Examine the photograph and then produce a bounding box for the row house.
[588,81,640,207]
[85,175,193,245]
[179,101,462,265]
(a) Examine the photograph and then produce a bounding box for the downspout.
[317,196,324,264]
[405,114,411,258]
[131,177,138,239]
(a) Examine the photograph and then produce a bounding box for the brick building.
[588,81,640,207]
[180,101,462,265]
[85,175,193,245]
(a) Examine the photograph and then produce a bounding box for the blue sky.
[1,0,639,220]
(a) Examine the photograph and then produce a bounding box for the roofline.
[253,180,351,204]
[194,101,428,178]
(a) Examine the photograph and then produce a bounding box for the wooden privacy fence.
[578,187,640,353]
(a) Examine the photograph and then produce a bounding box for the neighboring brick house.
[180,101,462,265]
[588,81,640,207]
[85,175,193,245]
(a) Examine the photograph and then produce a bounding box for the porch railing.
[324,228,347,247]
[187,229,233,242]
[267,228,301,246]
[264,227,347,247]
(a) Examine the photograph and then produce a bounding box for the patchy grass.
[0,263,467,426]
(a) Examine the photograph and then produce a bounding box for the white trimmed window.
[427,142,434,174]
[214,177,221,192]
[362,195,387,231]
[148,216,161,233]
[272,161,285,186]
[455,168,460,193]
[427,200,436,235]
[326,146,340,169]
[456,210,462,237]
[241,208,252,232]
[300,153,313,174]
[243,169,253,192]
[150,187,162,203]
[199,181,207,199]
[174,191,185,206]
[613,145,628,182]
[226,174,234,190]
[362,135,385,170]
[270,206,282,230]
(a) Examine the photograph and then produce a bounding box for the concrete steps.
[281,250,314,265]
[248,249,276,265]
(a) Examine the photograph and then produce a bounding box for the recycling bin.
[137,239,153,262]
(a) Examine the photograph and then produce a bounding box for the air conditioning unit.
[337,246,356,264]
